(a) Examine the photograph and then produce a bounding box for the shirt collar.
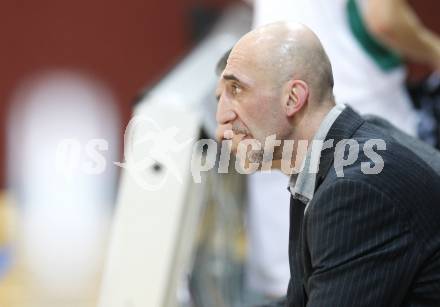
[288,103,346,204]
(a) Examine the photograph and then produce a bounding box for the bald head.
[229,22,334,102]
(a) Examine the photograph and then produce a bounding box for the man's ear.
[285,80,309,117]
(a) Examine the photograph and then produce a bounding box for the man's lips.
[223,132,251,141]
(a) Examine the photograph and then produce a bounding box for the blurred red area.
[0,0,236,189]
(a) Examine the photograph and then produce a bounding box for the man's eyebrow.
[223,74,241,83]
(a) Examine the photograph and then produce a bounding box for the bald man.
[215,22,440,307]
[246,0,440,301]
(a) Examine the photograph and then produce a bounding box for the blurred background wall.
[0,1,238,306]
[0,0,237,189]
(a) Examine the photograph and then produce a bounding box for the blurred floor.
[0,192,104,307]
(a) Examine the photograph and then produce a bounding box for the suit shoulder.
[331,122,440,193]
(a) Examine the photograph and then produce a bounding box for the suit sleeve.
[305,179,417,306]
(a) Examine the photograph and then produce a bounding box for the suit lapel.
[289,195,307,306]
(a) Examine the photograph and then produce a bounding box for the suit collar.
[315,106,365,188]
[288,104,346,204]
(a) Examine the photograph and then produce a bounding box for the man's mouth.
[221,128,252,141]
[232,132,252,141]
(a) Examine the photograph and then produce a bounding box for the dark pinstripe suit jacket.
[270,107,440,307]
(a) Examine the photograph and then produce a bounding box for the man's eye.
[231,84,241,95]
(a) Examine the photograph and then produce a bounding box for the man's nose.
[216,100,237,124]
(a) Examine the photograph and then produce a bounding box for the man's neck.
[272,102,335,175]
[297,102,334,141]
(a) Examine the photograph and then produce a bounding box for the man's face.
[215,45,289,162]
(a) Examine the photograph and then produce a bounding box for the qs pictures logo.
[114,115,194,191]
